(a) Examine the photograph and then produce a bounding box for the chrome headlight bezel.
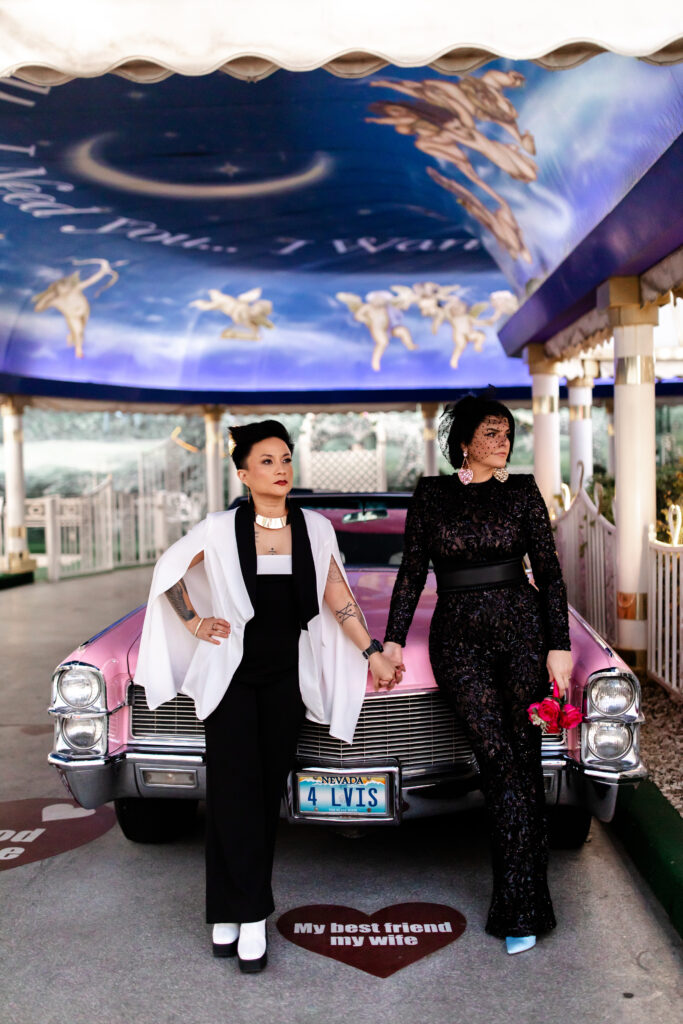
[580,668,643,772]
[50,662,106,715]
[581,721,640,771]
[54,714,108,758]
[584,669,642,723]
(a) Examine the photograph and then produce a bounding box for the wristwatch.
[362,638,384,660]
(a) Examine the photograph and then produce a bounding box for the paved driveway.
[1,569,682,1024]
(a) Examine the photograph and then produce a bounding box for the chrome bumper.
[48,750,205,809]
[48,748,646,823]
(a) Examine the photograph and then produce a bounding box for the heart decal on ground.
[42,803,96,822]
[277,903,466,977]
[0,797,114,870]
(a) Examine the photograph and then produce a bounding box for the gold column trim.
[617,592,648,621]
[8,525,26,539]
[614,355,655,385]
[532,395,559,415]
[569,406,592,421]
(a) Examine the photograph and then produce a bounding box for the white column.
[203,407,225,514]
[605,398,615,476]
[1,397,36,575]
[567,375,594,493]
[598,277,658,658]
[421,402,439,476]
[526,346,561,509]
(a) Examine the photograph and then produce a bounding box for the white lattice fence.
[11,479,204,581]
[553,488,617,646]
[648,540,683,697]
[306,450,385,492]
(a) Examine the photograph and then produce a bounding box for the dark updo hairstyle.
[229,419,294,470]
[438,392,515,469]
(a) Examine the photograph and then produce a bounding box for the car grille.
[131,685,204,737]
[296,691,476,770]
[129,684,563,770]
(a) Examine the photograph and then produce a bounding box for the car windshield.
[290,493,409,568]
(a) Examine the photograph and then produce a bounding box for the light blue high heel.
[505,935,536,955]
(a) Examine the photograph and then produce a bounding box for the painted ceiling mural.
[0,56,681,401]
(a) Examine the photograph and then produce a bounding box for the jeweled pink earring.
[458,448,473,485]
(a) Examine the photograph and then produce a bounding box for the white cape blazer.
[134,507,368,744]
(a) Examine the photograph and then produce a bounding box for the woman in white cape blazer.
[134,506,368,744]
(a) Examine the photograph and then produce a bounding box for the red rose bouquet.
[527,681,583,733]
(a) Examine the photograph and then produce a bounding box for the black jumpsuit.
[384,473,571,938]
[203,560,305,925]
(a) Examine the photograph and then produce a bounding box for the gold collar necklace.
[254,512,288,530]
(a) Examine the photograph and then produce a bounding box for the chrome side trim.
[126,752,203,763]
[565,760,647,783]
[48,752,109,768]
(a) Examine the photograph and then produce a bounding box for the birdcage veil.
[437,389,515,469]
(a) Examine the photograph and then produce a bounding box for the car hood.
[62,567,626,699]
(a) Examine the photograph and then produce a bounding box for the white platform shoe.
[237,920,267,973]
[212,922,239,958]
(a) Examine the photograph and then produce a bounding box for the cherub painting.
[32,258,121,357]
[337,283,517,371]
[336,289,418,371]
[367,73,537,262]
[427,289,518,368]
[190,287,274,340]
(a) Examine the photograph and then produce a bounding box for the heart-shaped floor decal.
[0,798,114,870]
[277,903,466,977]
[42,803,96,822]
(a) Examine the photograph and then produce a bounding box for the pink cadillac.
[48,493,646,848]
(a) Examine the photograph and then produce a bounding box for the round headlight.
[586,722,632,761]
[62,716,104,750]
[589,675,636,716]
[57,667,102,709]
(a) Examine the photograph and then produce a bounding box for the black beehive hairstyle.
[228,419,294,469]
[438,391,515,469]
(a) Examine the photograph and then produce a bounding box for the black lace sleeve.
[384,478,431,646]
[524,477,571,650]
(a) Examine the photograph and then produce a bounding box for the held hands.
[369,641,406,691]
[189,615,231,645]
[369,651,400,691]
[547,649,573,698]
[383,642,406,684]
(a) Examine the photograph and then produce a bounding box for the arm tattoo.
[327,557,344,584]
[334,600,361,626]
[164,578,195,621]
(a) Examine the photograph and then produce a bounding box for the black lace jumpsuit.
[384,473,571,938]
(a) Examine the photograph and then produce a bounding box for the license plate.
[296,771,390,817]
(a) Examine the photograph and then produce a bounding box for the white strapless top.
[256,554,293,575]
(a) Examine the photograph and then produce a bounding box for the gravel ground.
[640,675,683,815]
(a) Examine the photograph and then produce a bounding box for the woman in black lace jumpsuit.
[384,396,572,952]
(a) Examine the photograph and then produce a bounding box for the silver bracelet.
[193,617,204,638]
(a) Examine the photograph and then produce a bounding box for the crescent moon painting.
[0,59,680,403]
[69,133,333,199]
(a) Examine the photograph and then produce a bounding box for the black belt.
[435,559,526,593]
